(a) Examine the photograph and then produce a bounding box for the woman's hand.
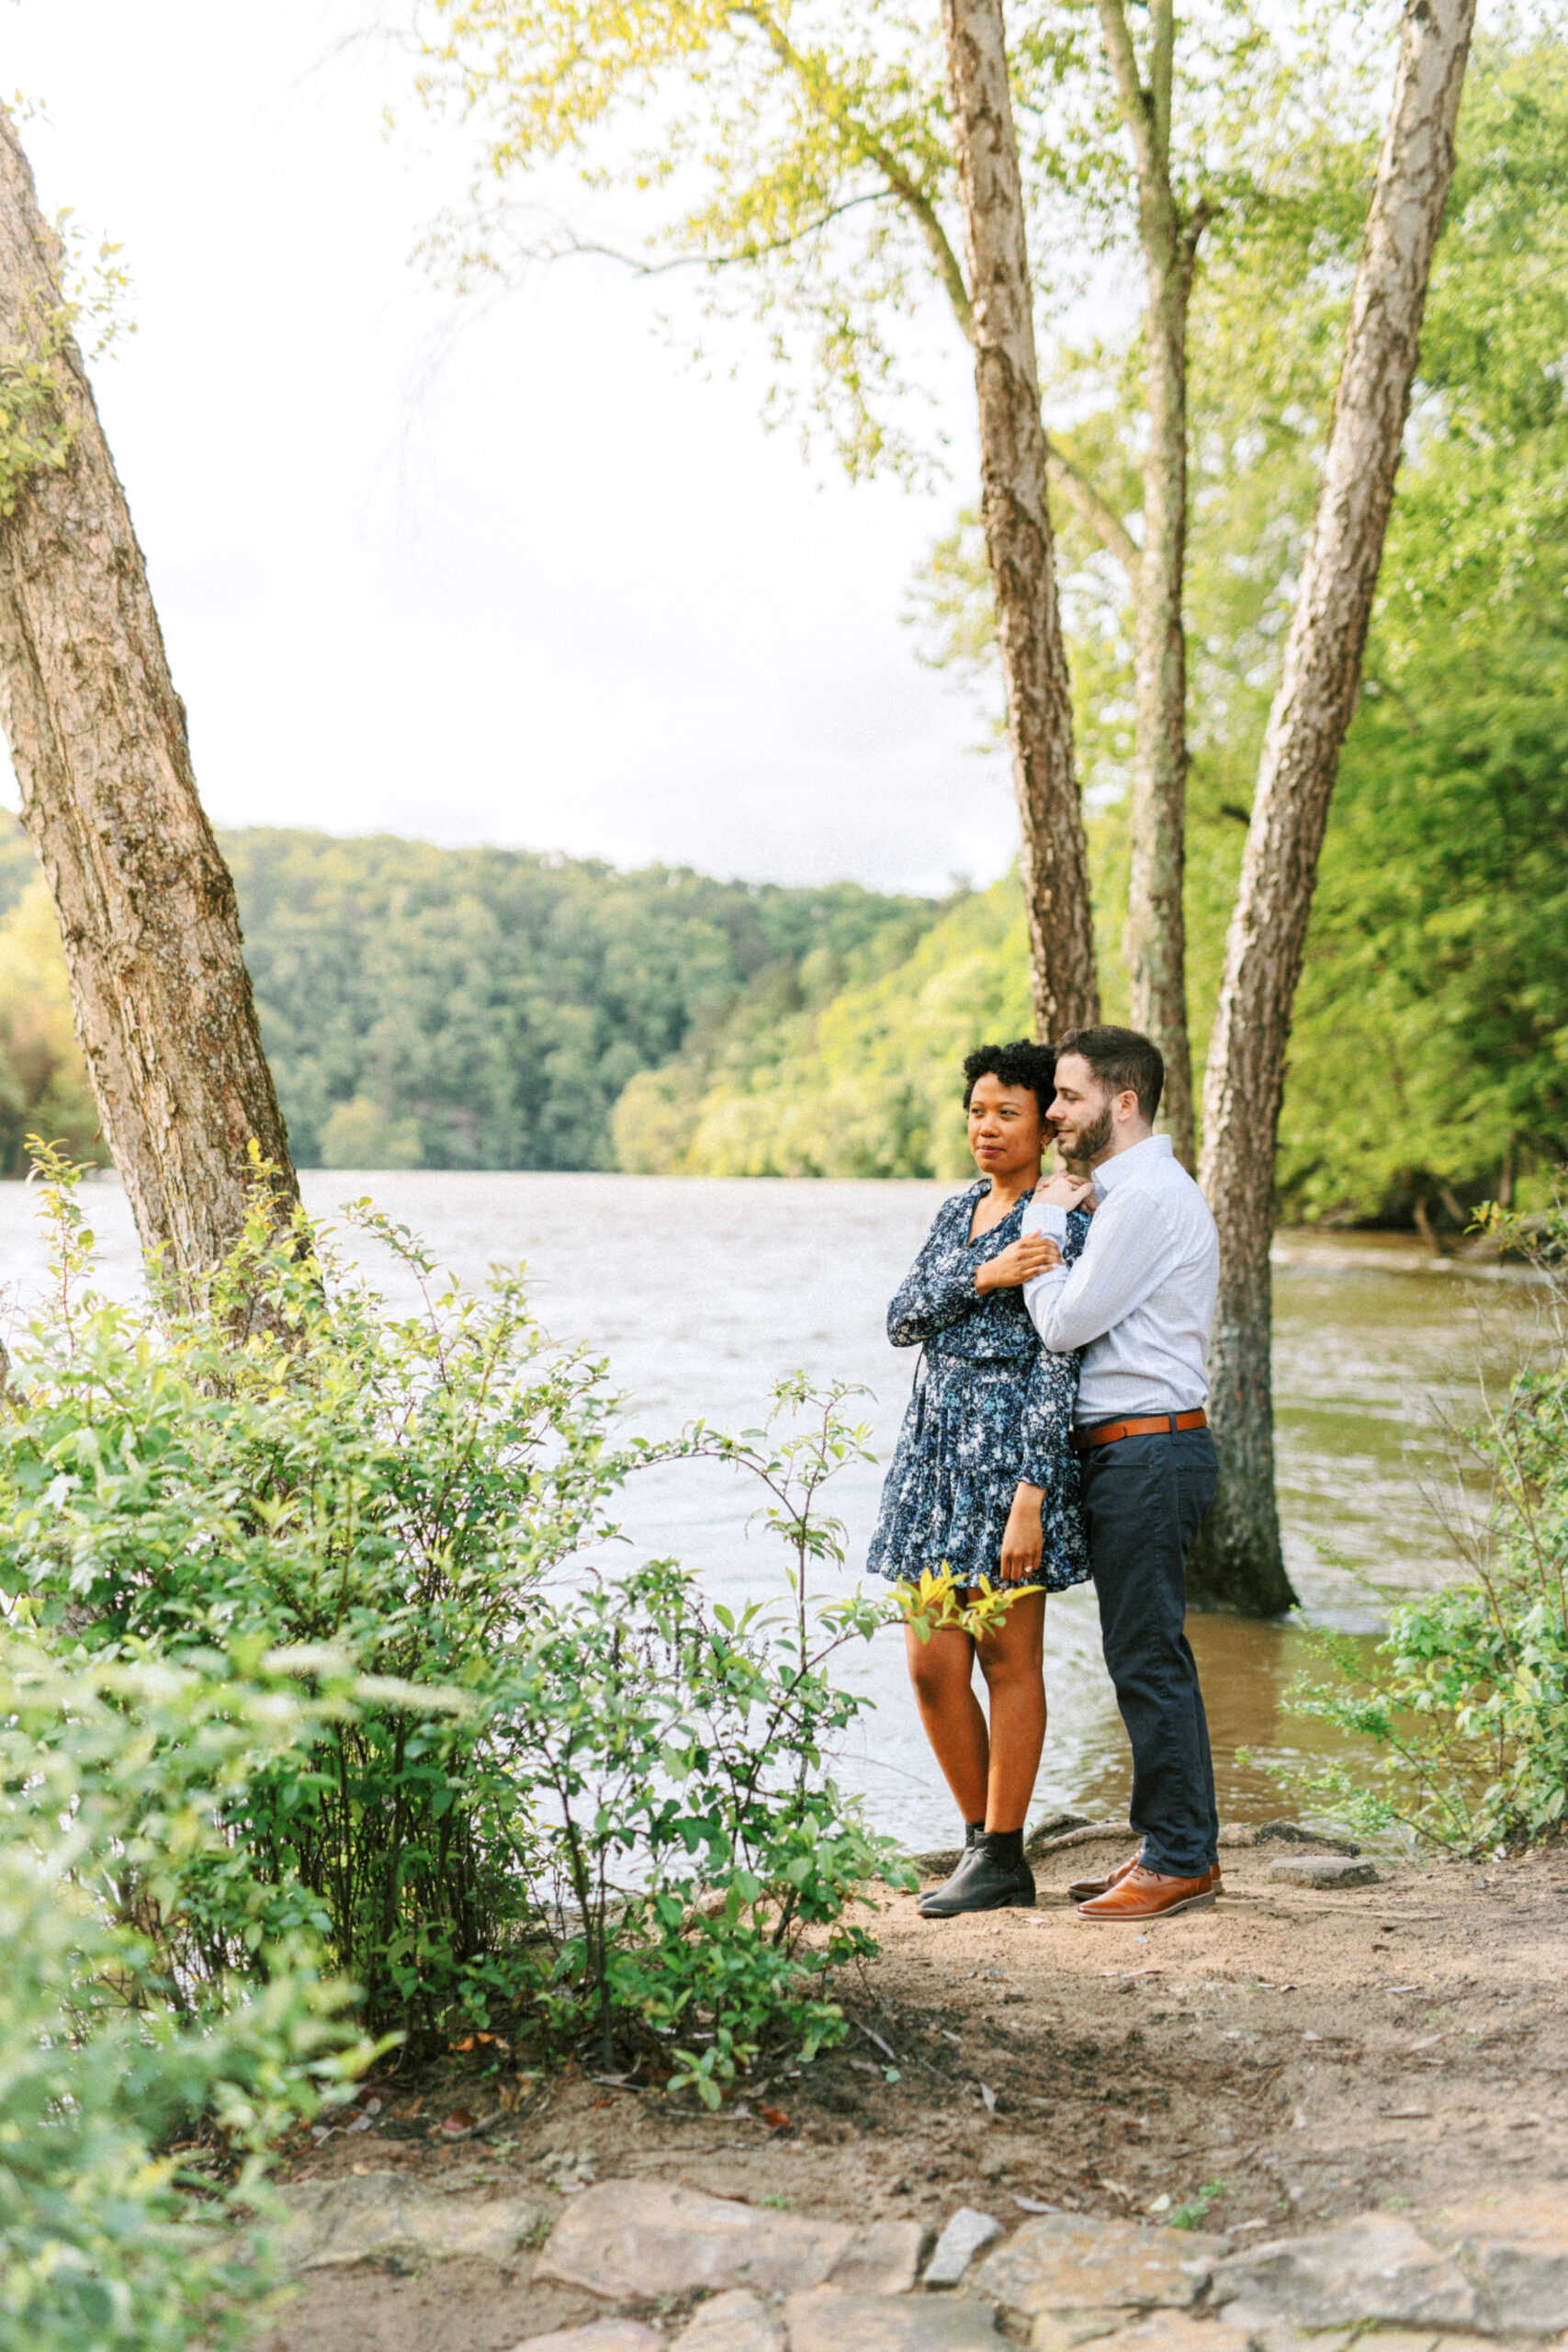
[1037,1172,1096,1209]
[998,1483,1044,1582]
[975,1233,1059,1292]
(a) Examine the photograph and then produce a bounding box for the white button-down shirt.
[1021,1133,1219,1424]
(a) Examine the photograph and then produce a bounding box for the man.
[1021,1025,1222,1922]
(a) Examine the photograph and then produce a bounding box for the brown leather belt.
[1070,1408,1208,1456]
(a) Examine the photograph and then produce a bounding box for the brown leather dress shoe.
[1068,1853,1224,1903]
[1076,1863,1219,1922]
[1067,1848,1143,1902]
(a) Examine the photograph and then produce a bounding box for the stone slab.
[1266,1856,1381,1890]
[972,2215,1225,2318]
[537,2179,914,2301]
[677,2290,788,2352]
[785,2289,1003,2352]
[1432,2190,1568,2333]
[925,2211,1003,2289]
[1074,2312,1257,2352]
[1207,2215,1477,2330]
[1026,2317,1160,2352]
[509,2325,665,2352]
[830,2221,925,2295]
[1205,2324,1359,2352]
[271,2169,540,2270]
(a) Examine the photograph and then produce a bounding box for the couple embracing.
[866,1026,1221,1925]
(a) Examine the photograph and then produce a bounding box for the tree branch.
[1094,0,1161,190]
[1151,0,1175,164]
[1045,442,1141,578]
[1179,195,1216,280]
[522,192,891,278]
[736,2,975,343]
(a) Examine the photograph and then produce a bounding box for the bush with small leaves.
[0,1149,910,2097]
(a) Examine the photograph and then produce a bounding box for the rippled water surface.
[0,1170,1530,1849]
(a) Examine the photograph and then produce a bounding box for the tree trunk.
[1192,0,1477,1613]
[1126,260,1195,1168]
[942,0,1098,1040]
[0,106,299,1296]
[1094,0,1197,1170]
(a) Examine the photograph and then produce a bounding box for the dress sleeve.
[1016,1207,1089,1486]
[886,1201,984,1347]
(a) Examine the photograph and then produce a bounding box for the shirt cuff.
[1028,1202,1069,1238]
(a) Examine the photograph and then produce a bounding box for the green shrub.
[0,1636,367,2352]
[1280,1191,1568,1853]
[0,1152,908,2085]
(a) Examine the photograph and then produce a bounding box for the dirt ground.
[260,1830,1568,2352]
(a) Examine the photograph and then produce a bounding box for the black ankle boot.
[918,1827,1036,1917]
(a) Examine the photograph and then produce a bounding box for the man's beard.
[1063,1100,1113,1164]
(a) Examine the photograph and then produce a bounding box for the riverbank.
[258,1823,1567,2352]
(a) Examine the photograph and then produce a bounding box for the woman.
[867,1039,1090,1917]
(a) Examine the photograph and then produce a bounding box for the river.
[0,1170,1527,1849]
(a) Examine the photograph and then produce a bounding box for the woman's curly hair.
[961,1039,1056,1116]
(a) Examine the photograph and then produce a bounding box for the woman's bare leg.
[975,1589,1048,1832]
[904,1621,988,1825]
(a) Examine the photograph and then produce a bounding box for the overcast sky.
[3,1,1018,896]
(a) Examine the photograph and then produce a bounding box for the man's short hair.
[1055,1025,1165,1123]
[962,1039,1056,1118]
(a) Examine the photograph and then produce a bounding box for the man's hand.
[998,1483,1044,1582]
[1037,1172,1096,1210]
[975,1233,1059,1292]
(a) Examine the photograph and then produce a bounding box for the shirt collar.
[1092,1132,1172,1199]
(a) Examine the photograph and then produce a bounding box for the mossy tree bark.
[1191,0,1478,1613]
[0,106,299,1295]
[941,0,1099,1040]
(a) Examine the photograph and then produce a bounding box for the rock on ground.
[536,2179,921,2301]
[1435,2191,1568,2335]
[676,2290,787,2352]
[923,2210,1002,2288]
[507,2325,664,2352]
[1208,2214,1477,2329]
[269,2168,540,2270]
[1266,1856,1382,1891]
[1058,2314,1256,2352]
[972,2213,1225,2319]
[784,2288,1003,2352]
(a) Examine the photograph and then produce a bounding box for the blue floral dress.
[866,1182,1091,1595]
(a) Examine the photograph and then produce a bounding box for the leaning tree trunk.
[0,106,299,1295]
[942,0,1099,1040]
[1191,0,1477,1613]
[1094,0,1198,1170]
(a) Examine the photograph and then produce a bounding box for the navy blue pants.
[1079,1424,1219,1877]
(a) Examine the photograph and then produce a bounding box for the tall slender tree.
[0,107,299,1293]
[942,0,1097,1036]
[1192,0,1479,1611]
[1089,0,1202,1168]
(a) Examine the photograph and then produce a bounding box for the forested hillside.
[0,823,941,1176]
[6,702,1560,1222]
